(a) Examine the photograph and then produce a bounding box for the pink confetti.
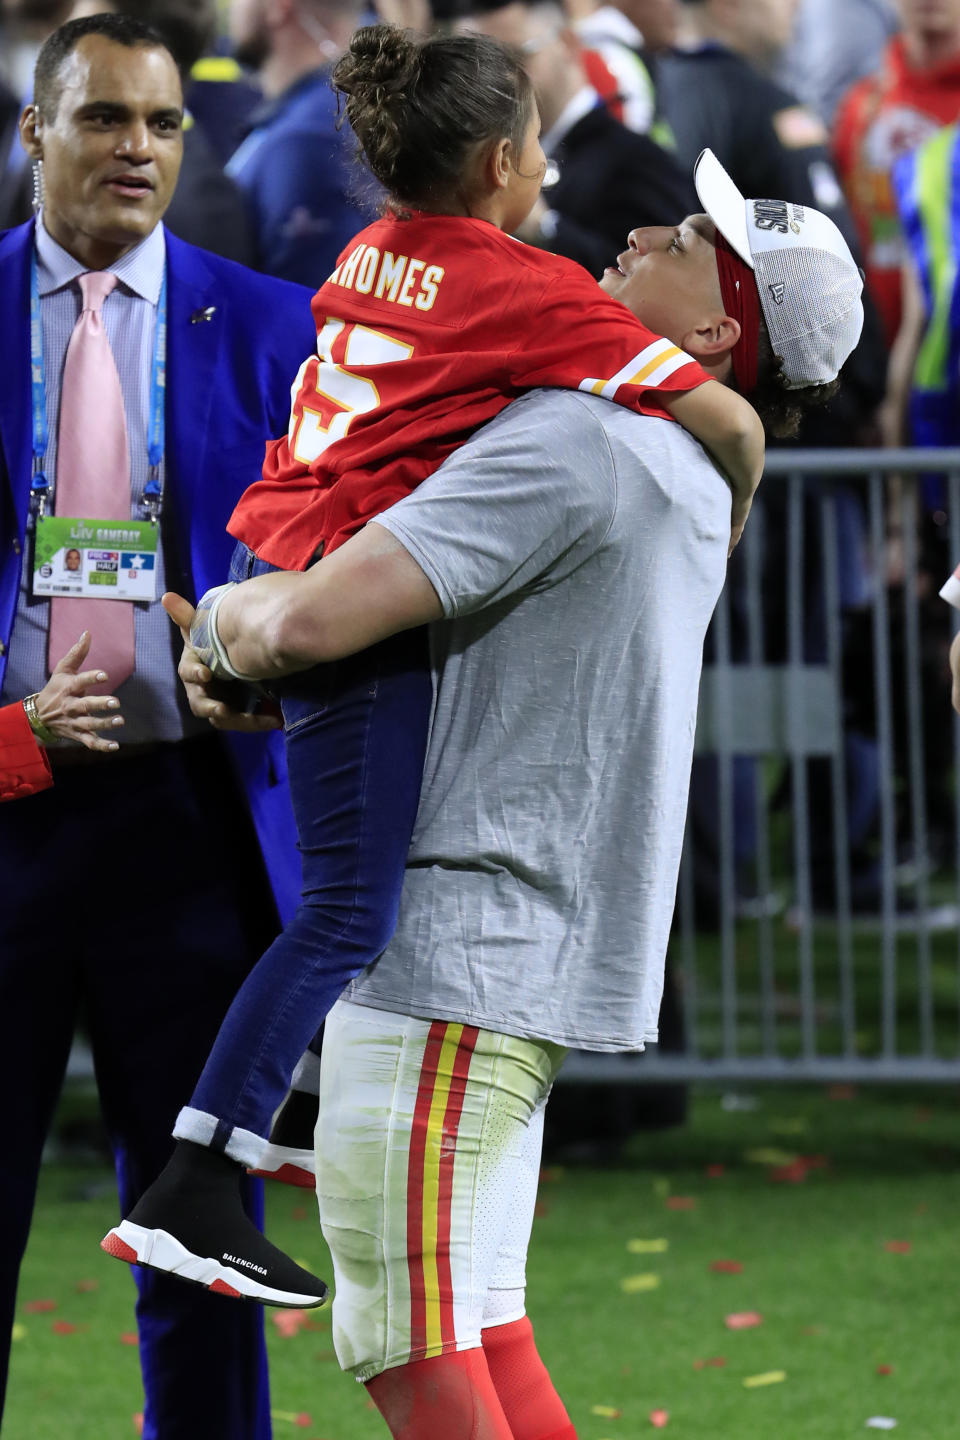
[876,1365,893,1376]
[74,1279,99,1293]
[294,1416,312,1429]
[710,1260,743,1274]
[884,1241,911,1254]
[133,1414,144,1436]
[769,1161,809,1184]
[24,1299,56,1313]
[51,1321,77,1335]
[120,1332,139,1346]
[650,1410,669,1428]
[666,1196,697,1211]
[725,1312,763,1330]
[272,1310,309,1338]
[291,1206,307,1221]
[694,1357,727,1370]
[706,1164,725,1178]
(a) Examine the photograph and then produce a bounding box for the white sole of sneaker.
[100,1220,327,1308]
[247,1142,315,1189]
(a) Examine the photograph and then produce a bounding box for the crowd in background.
[3,0,960,1099]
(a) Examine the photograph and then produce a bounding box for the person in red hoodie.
[833,0,960,346]
[0,630,124,802]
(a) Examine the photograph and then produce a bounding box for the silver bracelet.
[23,692,59,745]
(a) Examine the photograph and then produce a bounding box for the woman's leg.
[103,547,431,1304]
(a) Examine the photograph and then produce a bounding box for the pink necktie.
[48,270,136,688]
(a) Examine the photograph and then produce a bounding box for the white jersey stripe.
[577,337,697,401]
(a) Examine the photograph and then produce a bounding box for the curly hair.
[749,319,842,439]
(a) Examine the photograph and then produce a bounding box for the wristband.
[189,583,258,683]
[23,693,59,745]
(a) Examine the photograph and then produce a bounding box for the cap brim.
[694,149,753,270]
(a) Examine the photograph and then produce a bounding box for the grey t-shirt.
[345,389,730,1050]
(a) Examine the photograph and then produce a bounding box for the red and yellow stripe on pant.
[406,1021,480,1362]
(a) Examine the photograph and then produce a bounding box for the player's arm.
[167,523,442,685]
[663,380,765,553]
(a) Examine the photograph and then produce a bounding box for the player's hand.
[35,631,125,751]
[162,591,281,733]
[950,630,960,716]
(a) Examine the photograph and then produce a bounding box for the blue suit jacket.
[0,220,317,920]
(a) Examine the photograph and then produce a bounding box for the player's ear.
[682,314,741,362]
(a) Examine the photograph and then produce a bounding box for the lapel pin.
[190,306,217,324]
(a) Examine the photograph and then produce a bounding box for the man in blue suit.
[0,14,317,1437]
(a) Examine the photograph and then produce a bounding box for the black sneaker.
[248,1089,320,1189]
[100,1141,327,1308]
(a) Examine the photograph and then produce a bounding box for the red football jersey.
[229,213,710,569]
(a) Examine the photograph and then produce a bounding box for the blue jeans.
[184,542,432,1157]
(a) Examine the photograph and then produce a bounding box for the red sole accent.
[101,1232,139,1263]
[246,1164,314,1189]
[209,1278,242,1298]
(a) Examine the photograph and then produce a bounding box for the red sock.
[482,1316,577,1440]
[365,1348,515,1439]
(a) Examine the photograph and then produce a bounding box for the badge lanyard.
[28,250,167,526]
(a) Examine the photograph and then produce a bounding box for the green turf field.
[5,1083,959,1439]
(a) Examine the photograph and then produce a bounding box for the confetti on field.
[133,1413,144,1435]
[291,1206,307,1221]
[627,1238,669,1254]
[51,1321,77,1335]
[865,1419,897,1430]
[884,1241,911,1254]
[706,1164,725,1178]
[876,1366,893,1376]
[710,1260,743,1274]
[721,1093,758,1111]
[693,1357,727,1370]
[74,1279,98,1293]
[534,1201,550,1218]
[23,1299,56,1313]
[725,1312,763,1330]
[10,1325,25,1343]
[649,1409,670,1427]
[743,1371,786,1389]
[769,1161,810,1184]
[744,1148,798,1167]
[621,1273,661,1293]
[272,1310,309,1338]
[270,1411,313,1428]
[120,1332,138,1346]
[666,1197,697,1211]
[591,1405,622,1418]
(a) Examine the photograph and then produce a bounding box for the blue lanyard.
[29,250,167,523]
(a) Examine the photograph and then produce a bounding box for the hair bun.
[334,24,420,104]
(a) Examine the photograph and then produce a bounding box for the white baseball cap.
[693,148,864,390]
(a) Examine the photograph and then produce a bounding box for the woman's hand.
[33,632,125,751]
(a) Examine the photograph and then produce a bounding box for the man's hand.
[162,592,281,733]
[34,631,125,751]
[950,630,960,716]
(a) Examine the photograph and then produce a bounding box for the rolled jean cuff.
[173,1105,269,1170]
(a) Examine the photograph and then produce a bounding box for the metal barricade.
[564,448,960,1086]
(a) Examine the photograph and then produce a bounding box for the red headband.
[714,232,761,396]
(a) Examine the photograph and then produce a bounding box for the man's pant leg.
[315,999,566,1381]
[35,738,276,1439]
[0,780,84,1423]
